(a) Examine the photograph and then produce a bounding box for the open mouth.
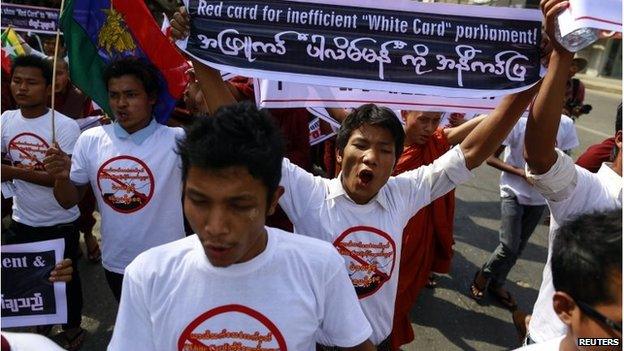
[358,169,374,185]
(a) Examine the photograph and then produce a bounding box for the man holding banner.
[170,4,545,347]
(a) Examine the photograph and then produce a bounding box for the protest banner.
[1,4,59,34]
[178,0,543,98]
[258,79,505,114]
[1,239,67,328]
[557,0,621,37]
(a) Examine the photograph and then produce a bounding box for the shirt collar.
[113,118,158,144]
[597,162,622,200]
[327,173,391,211]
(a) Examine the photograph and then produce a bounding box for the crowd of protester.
[0,0,621,350]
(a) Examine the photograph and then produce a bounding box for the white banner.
[258,79,505,114]
[1,239,67,328]
[558,0,622,37]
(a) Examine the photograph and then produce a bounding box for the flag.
[1,28,26,73]
[60,0,190,123]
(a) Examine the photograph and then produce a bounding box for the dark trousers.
[104,269,124,302]
[482,196,547,288]
[5,220,83,329]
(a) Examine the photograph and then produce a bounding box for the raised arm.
[459,84,540,170]
[486,145,526,179]
[443,114,486,145]
[171,7,236,113]
[524,0,573,174]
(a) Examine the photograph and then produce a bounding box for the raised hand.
[170,6,191,41]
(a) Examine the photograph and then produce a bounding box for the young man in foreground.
[515,209,621,351]
[108,103,375,351]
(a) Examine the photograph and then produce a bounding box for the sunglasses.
[576,300,622,334]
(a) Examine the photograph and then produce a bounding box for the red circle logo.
[7,132,49,171]
[333,226,397,299]
[96,155,155,213]
[177,304,287,351]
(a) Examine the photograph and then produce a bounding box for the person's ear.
[266,186,284,216]
[553,291,577,326]
[336,147,343,165]
[615,130,622,149]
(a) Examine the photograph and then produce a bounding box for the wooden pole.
[50,0,67,144]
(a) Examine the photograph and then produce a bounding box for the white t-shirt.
[527,151,622,342]
[69,120,185,273]
[1,109,80,226]
[2,332,65,351]
[514,335,565,351]
[108,228,372,351]
[279,145,473,344]
[500,116,579,205]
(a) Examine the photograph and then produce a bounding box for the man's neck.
[20,106,48,119]
[612,150,622,177]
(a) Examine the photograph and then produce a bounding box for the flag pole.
[50,0,67,144]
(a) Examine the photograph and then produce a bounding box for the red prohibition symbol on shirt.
[96,155,155,214]
[333,226,397,299]
[177,304,287,351]
[7,132,49,171]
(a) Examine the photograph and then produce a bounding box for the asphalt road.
[7,89,620,350]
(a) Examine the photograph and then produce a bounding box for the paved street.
[9,89,620,350]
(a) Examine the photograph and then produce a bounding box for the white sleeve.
[558,124,580,151]
[525,150,578,203]
[107,263,156,350]
[69,134,90,186]
[278,158,325,226]
[1,111,10,154]
[56,119,81,155]
[317,251,372,347]
[395,145,473,219]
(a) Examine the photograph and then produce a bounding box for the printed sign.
[96,156,155,213]
[1,239,67,328]
[258,79,506,114]
[7,132,49,171]
[334,226,396,299]
[179,0,542,98]
[1,3,59,34]
[177,304,287,351]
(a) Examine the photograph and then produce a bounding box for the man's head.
[42,35,65,57]
[401,110,443,145]
[335,104,405,204]
[10,55,52,109]
[103,58,159,133]
[552,209,622,349]
[53,59,70,94]
[178,102,285,267]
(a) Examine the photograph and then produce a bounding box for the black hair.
[103,57,160,97]
[552,209,622,306]
[178,102,285,200]
[336,104,405,162]
[616,103,621,134]
[11,55,53,85]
